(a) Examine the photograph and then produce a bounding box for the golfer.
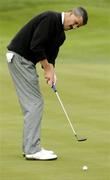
[6,7,88,160]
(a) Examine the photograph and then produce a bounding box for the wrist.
[40,59,53,70]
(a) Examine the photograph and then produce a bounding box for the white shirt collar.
[62,12,64,25]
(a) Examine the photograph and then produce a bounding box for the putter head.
[75,135,87,142]
[77,137,87,142]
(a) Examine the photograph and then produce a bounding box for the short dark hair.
[73,7,88,25]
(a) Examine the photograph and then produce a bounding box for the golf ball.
[82,165,88,171]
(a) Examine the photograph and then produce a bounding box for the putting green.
[0,1,110,180]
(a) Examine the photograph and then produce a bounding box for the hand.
[40,59,57,87]
[44,64,57,86]
[53,73,57,85]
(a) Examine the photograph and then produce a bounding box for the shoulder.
[32,11,62,30]
[39,11,61,21]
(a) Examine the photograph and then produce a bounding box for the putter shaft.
[52,84,87,142]
[55,91,77,136]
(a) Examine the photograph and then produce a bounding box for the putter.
[52,84,87,142]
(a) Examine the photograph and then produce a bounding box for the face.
[64,13,83,31]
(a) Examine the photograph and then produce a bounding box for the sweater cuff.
[34,49,47,61]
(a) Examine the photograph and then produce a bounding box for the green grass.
[0,0,110,180]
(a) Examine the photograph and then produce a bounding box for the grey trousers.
[7,52,44,154]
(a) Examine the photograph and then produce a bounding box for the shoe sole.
[25,157,58,161]
[23,150,54,157]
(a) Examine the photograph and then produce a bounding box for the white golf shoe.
[23,148,54,157]
[25,149,57,160]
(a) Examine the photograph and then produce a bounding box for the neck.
[64,12,71,26]
[63,12,73,31]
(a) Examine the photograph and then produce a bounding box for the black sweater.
[7,11,66,65]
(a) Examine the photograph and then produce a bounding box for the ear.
[78,16,83,25]
[77,15,82,21]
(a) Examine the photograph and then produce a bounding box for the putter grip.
[52,84,57,92]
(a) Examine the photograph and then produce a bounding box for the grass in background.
[0,0,110,180]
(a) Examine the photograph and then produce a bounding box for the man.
[6,7,88,160]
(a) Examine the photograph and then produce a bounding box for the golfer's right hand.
[40,59,56,87]
[44,64,56,86]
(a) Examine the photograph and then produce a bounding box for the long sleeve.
[30,15,57,62]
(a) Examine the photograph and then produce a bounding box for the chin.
[64,27,70,31]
